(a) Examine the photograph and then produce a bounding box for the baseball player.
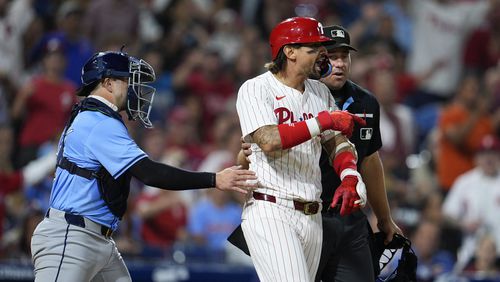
[30,51,258,282]
[235,17,367,282]
[315,25,402,282]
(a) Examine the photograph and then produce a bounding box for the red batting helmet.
[269,17,335,60]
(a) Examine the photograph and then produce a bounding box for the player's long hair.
[265,44,300,74]
[264,51,286,74]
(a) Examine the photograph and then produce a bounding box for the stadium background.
[0,0,499,281]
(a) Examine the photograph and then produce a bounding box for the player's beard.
[308,62,322,80]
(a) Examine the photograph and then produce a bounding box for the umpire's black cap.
[323,25,357,52]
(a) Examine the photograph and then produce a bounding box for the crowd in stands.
[0,0,500,281]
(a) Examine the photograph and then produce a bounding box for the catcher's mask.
[371,233,418,282]
[77,50,156,128]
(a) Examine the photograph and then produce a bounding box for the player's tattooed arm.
[323,133,357,166]
[251,125,282,152]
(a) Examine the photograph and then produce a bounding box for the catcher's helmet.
[77,51,156,128]
[371,233,418,282]
[269,17,335,60]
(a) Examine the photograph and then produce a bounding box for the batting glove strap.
[340,169,367,207]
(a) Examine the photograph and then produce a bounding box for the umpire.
[30,51,257,282]
[315,25,402,282]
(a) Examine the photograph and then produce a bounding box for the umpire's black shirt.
[320,80,382,209]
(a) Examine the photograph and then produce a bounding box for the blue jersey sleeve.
[86,118,147,178]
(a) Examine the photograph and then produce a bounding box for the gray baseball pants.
[31,208,131,282]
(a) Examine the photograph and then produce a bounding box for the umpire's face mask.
[126,57,156,128]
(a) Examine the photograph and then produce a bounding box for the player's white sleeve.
[236,79,277,142]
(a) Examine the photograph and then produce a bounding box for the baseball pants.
[31,208,131,282]
[315,210,374,282]
[241,199,323,282]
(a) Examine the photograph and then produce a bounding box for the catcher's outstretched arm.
[129,157,215,190]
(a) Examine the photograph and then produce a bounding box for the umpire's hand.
[216,165,258,194]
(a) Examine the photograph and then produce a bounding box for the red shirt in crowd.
[136,193,188,247]
[19,76,76,147]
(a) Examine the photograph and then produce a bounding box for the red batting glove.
[330,111,366,138]
[317,111,366,138]
[330,175,361,216]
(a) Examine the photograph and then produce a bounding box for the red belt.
[252,191,320,215]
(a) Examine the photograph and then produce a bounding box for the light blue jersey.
[49,109,146,230]
[187,199,242,251]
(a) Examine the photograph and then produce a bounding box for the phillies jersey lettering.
[236,71,338,202]
[274,107,315,124]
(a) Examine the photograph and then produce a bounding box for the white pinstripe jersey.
[236,71,338,202]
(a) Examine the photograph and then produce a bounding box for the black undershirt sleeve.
[129,157,216,190]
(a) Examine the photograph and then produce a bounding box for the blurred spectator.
[135,188,188,250]
[382,0,413,54]
[20,210,44,257]
[230,26,268,86]
[463,0,500,76]
[436,74,500,193]
[134,128,189,249]
[442,135,500,269]
[23,141,57,212]
[462,233,500,278]
[197,113,240,172]
[408,0,489,104]
[206,8,242,64]
[0,125,22,243]
[138,0,164,45]
[0,0,35,86]
[155,0,208,70]
[198,113,244,204]
[172,47,236,141]
[0,85,8,125]
[261,0,294,37]
[142,47,176,126]
[0,125,54,247]
[332,0,364,27]
[30,1,94,86]
[484,60,500,115]
[11,39,76,167]
[84,0,140,50]
[370,69,416,179]
[349,2,403,56]
[163,105,206,171]
[412,219,455,282]
[187,188,242,253]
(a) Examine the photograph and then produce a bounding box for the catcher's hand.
[216,165,258,194]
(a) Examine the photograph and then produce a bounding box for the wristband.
[305,118,321,137]
[210,172,216,188]
[340,168,360,181]
[278,121,312,149]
